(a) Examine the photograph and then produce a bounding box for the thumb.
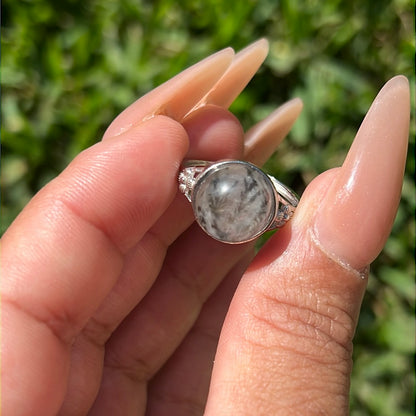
[205,76,410,415]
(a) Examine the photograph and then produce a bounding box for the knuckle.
[81,315,115,347]
[243,287,355,366]
[105,351,154,383]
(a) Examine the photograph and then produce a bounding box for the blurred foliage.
[1,0,414,413]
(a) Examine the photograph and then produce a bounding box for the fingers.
[65,38,287,348]
[57,104,245,415]
[86,41,301,414]
[146,253,254,415]
[89,228,254,415]
[313,75,410,270]
[2,38,304,415]
[1,116,188,415]
[78,105,245,343]
[205,76,410,415]
[53,40,272,414]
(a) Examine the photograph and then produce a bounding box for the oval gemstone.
[192,161,276,243]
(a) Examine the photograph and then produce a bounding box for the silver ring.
[178,160,299,244]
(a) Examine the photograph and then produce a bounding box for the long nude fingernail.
[103,47,235,139]
[193,38,269,110]
[314,76,410,270]
[244,98,303,166]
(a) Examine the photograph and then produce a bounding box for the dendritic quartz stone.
[192,161,276,243]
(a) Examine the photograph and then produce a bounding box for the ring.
[178,160,299,244]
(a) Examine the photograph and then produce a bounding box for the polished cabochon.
[191,161,277,243]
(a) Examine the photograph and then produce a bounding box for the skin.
[0,39,410,415]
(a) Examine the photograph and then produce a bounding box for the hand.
[1,39,410,415]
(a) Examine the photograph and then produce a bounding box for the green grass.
[2,0,415,413]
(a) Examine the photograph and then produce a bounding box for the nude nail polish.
[314,76,410,270]
[244,98,303,166]
[103,47,235,139]
[201,38,269,109]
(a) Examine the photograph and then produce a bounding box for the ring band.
[178,160,299,244]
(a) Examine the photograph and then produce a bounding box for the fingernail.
[103,47,235,139]
[244,98,303,166]
[193,38,269,110]
[314,76,410,270]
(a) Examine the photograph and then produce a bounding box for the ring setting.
[179,160,299,244]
